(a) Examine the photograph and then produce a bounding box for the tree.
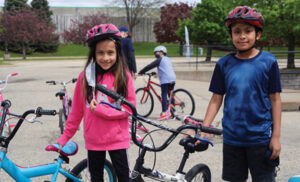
[62,11,110,44]
[6,0,28,13]
[117,0,166,34]
[31,0,53,24]
[1,8,58,59]
[261,0,300,69]
[153,3,193,43]
[177,0,228,61]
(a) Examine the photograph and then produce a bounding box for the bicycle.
[289,175,300,182]
[0,100,116,182]
[46,78,77,134]
[136,72,195,118]
[96,84,223,182]
[0,73,18,136]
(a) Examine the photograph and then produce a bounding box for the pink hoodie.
[57,71,136,151]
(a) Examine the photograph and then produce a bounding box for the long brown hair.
[82,36,128,103]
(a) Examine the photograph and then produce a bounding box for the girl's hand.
[269,136,281,160]
[52,140,63,153]
[90,99,98,112]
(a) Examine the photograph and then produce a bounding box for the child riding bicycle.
[138,45,176,120]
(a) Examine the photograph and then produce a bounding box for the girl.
[56,23,136,182]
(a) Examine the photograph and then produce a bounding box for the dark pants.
[87,149,130,182]
[222,143,276,182]
[161,82,175,112]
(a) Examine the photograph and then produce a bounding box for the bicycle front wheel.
[185,164,211,182]
[66,158,117,182]
[171,88,195,116]
[135,88,154,117]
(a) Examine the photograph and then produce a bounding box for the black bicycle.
[96,84,222,182]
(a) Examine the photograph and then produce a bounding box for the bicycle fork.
[129,148,189,182]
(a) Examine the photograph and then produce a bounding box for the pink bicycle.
[0,73,18,136]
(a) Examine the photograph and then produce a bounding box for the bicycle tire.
[59,108,65,134]
[185,164,211,182]
[65,158,117,182]
[171,88,195,116]
[135,88,154,117]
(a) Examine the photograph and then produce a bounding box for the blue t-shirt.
[209,51,281,146]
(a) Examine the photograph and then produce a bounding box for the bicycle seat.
[45,141,78,156]
[55,91,65,97]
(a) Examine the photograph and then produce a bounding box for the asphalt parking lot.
[0,58,300,181]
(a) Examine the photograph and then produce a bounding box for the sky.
[0,0,202,7]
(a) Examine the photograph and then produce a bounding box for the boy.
[198,6,281,182]
[138,45,176,120]
[119,26,138,79]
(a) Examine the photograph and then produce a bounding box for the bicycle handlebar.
[45,78,77,86]
[0,102,57,148]
[0,73,18,90]
[95,84,222,152]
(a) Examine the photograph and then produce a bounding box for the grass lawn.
[0,43,300,59]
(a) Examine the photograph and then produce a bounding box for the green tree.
[176,0,228,61]
[6,0,28,13]
[31,0,53,24]
[263,0,300,69]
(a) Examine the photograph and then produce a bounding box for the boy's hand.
[269,136,281,160]
[90,99,98,112]
[184,130,206,146]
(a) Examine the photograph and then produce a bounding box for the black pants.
[87,149,130,182]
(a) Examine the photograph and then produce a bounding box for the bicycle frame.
[62,87,70,118]
[0,152,81,182]
[0,102,83,182]
[0,73,18,135]
[96,84,222,182]
[142,75,162,103]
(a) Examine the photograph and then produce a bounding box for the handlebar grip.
[200,125,222,135]
[72,78,78,83]
[96,84,123,101]
[36,107,57,116]
[1,100,11,108]
[46,80,56,85]
[11,73,18,76]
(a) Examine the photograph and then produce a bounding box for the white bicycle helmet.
[153,45,167,54]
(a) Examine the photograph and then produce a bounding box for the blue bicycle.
[289,175,300,182]
[0,100,116,182]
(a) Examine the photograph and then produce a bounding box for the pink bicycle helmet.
[225,6,264,30]
[85,24,122,47]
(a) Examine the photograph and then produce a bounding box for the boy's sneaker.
[158,113,171,121]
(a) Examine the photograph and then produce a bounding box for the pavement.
[0,58,299,181]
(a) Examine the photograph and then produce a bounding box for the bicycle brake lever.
[26,116,43,124]
[195,134,214,146]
